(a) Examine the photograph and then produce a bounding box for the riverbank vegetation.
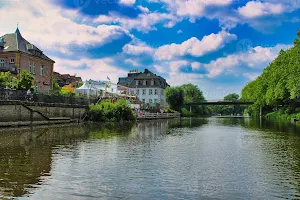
[164,83,210,117]
[241,30,300,119]
[209,93,244,116]
[87,99,136,122]
[0,71,34,90]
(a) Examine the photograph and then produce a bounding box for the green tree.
[210,93,244,115]
[0,72,12,88]
[181,84,210,116]
[181,84,205,101]
[241,29,300,115]
[164,86,184,112]
[224,93,239,101]
[18,71,35,90]
[52,80,61,91]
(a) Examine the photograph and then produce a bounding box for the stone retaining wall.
[0,101,87,123]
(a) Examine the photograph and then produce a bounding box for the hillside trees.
[241,30,300,115]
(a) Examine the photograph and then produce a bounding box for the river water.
[1,118,300,200]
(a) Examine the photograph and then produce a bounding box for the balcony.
[0,63,18,74]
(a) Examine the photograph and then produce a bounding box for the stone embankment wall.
[0,101,87,126]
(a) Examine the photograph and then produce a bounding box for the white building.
[118,69,169,106]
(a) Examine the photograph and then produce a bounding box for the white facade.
[128,87,166,105]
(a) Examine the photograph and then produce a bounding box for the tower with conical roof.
[0,26,55,91]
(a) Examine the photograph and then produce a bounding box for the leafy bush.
[88,99,136,122]
[181,108,193,117]
[266,110,300,121]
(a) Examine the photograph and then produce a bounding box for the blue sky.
[0,0,299,99]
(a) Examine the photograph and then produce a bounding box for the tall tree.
[18,71,34,90]
[181,84,205,101]
[241,29,300,114]
[181,84,209,115]
[164,86,184,112]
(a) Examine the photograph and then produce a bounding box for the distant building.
[118,69,169,106]
[53,72,82,87]
[0,28,55,91]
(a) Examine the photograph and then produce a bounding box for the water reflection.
[1,118,300,199]
[0,125,88,198]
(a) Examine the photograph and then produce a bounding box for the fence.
[0,89,96,106]
[137,112,181,120]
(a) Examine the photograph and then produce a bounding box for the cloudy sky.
[0,0,299,99]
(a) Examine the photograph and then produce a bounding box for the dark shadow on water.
[167,118,209,130]
[86,122,136,139]
[239,118,300,136]
[0,124,89,198]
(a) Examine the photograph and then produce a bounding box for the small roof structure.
[75,81,98,96]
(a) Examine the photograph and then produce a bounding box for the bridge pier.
[260,106,263,118]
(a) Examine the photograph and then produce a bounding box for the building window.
[143,80,146,85]
[142,99,145,103]
[33,64,36,74]
[142,89,146,95]
[154,99,158,103]
[0,59,4,67]
[154,89,158,95]
[40,65,44,76]
[151,80,154,85]
[10,58,15,64]
[149,89,153,95]
[136,80,139,86]
[136,89,139,95]
[149,99,153,103]
[29,63,32,73]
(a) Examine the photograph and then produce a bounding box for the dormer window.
[10,58,15,64]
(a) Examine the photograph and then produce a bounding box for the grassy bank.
[265,111,300,121]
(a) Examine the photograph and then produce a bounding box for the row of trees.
[241,30,300,115]
[164,83,247,116]
[209,93,244,116]
[0,70,77,97]
[164,84,210,116]
[0,71,34,90]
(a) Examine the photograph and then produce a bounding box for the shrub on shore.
[88,99,136,122]
[266,110,300,121]
[181,108,193,117]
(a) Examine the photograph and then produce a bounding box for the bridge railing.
[184,100,254,105]
[137,112,181,120]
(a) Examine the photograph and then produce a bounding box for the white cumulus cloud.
[238,1,284,18]
[204,44,291,78]
[119,0,136,6]
[123,42,155,56]
[154,31,237,60]
[0,1,131,55]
